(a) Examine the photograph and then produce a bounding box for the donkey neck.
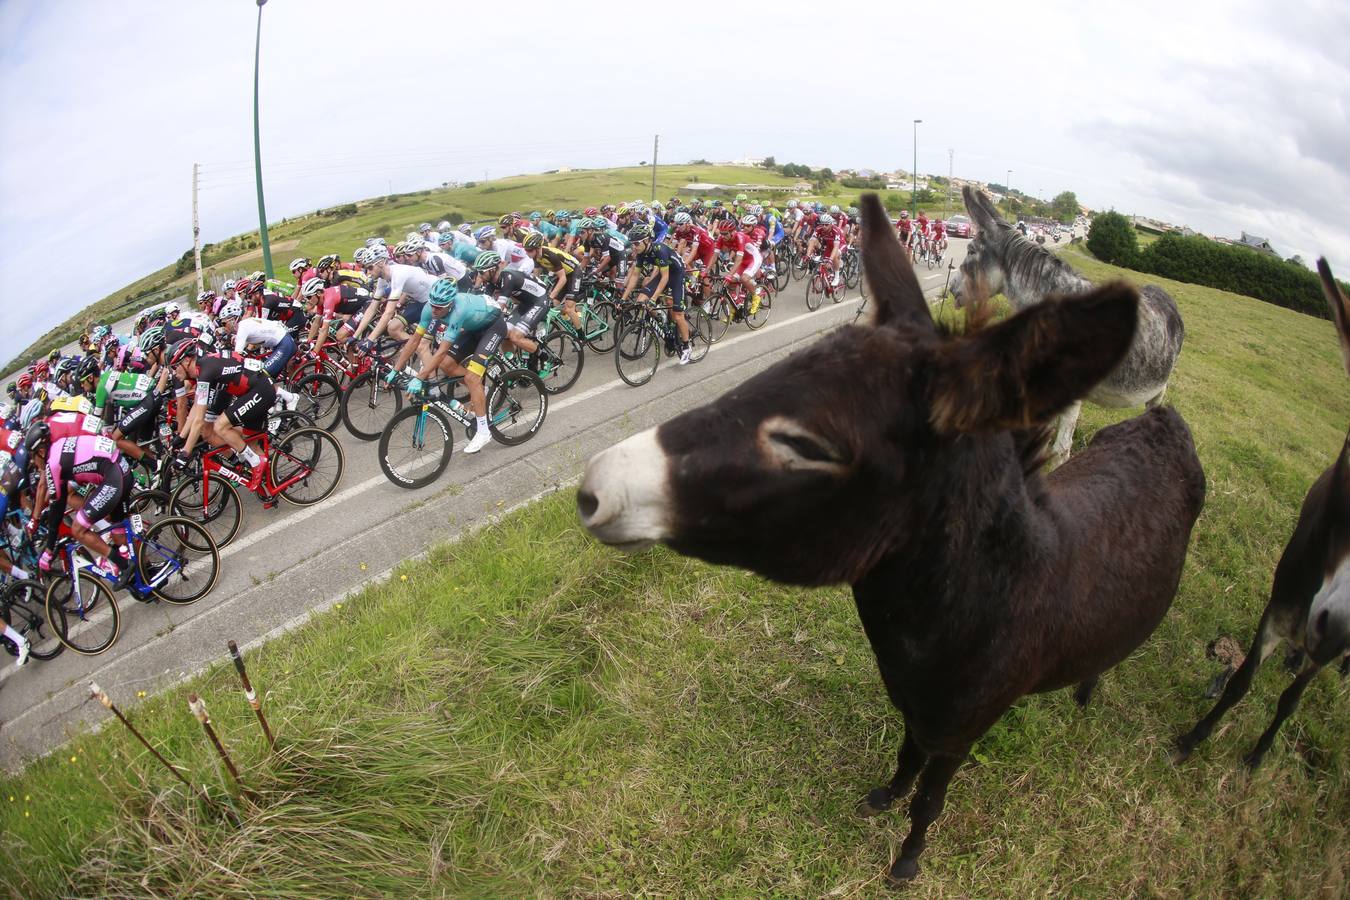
[998,235,1094,311]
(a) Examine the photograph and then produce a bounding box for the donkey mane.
[995,229,1095,305]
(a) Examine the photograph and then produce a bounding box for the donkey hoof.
[1242,750,1266,772]
[886,857,920,885]
[857,788,893,817]
[1169,738,1194,765]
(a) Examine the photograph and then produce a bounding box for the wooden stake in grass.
[89,682,200,797]
[228,640,275,751]
[188,693,244,789]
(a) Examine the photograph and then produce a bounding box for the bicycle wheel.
[3,579,64,660]
[170,472,243,549]
[138,517,220,605]
[790,246,807,282]
[267,408,315,440]
[272,426,345,506]
[685,307,713,363]
[484,368,548,446]
[46,574,120,656]
[379,403,454,489]
[745,285,773,330]
[704,294,732,343]
[536,329,584,394]
[292,372,342,432]
[615,316,661,387]
[583,300,618,354]
[844,254,862,290]
[806,273,825,311]
[341,370,404,441]
[128,488,172,519]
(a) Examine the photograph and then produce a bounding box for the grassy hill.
[6,164,969,375]
[4,252,1347,896]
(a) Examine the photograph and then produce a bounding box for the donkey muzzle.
[577,428,671,552]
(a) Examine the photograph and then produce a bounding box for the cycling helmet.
[32,359,49,379]
[19,398,42,429]
[457,223,472,235]
[301,277,327,298]
[787,199,799,209]
[616,204,631,217]
[316,253,340,270]
[418,223,433,233]
[673,212,693,226]
[393,240,418,257]
[54,357,78,379]
[47,348,62,363]
[735,193,748,202]
[814,202,825,213]
[237,278,260,296]
[76,356,100,383]
[289,257,311,275]
[221,279,237,293]
[601,204,615,214]
[218,300,244,321]
[848,206,859,217]
[364,237,383,247]
[710,199,723,208]
[436,220,451,231]
[498,213,516,228]
[627,224,652,243]
[472,250,502,272]
[716,219,736,233]
[139,326,166,352]
[899,210,910,219]
[543,210,555,219]
[197,290,216,305]
[827,205,839,215]
[819,214,836,227]
[474,226,496,242]
[352,247,373,266]
[405,232,422,244]
[437,232,455,247]
[581,217,599,230]
[16,373,32,391]
[428,278,458,308]
[367,245,389,262]
[583,207,599,217]
[555,210,571,221]
[248,270,265,282]
[91,325,110,343]
[166,338,197,369]
[529,211,542,222]
[23,421,51,455]
[522,233,544,250]
[740,214,758,227]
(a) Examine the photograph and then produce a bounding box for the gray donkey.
[950,186,1184,464]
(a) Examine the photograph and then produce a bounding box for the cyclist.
[387,278,505,455]
[581,217,629,279]
[26,422,135,589]
[521,233,584,332]
[353,246,439,347]
[471,250,547,363]
[714,218,763,317]
[302,274,373,348]
[622,224,692,365]
[804,213,846,289]
[896,210,914,248]
[233,314,301,381]
[170,338,276,492]
[438,230,481,268]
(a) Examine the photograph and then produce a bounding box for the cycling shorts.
[206,380,276,429]
[643,271,686,312]
[74,458,129,530]
[116,392,165,443]
[262,333,296,378]
[448,318,507,366]
[734,244,762,278]
[506,297,548,338]
[395,300,426,333]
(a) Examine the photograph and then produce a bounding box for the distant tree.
[640,161,648,166]
[1086,211,1138,266]
[988,182,1008,194]
[1049,191,1080,224]
[817,167,836,181]
[688,158,711,165]
[1287,254,1307,268]
[761,156,776,168]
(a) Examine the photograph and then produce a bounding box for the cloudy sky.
[2,0,1346,362]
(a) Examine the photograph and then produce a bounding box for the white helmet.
[353,247,373,266]
[20,398,44,429]
[367,245,388,262]
[405,231,422,243]
[436,220,451,231]
[301,277,327,298]
[222,279,237,292]
[218,300,244,321]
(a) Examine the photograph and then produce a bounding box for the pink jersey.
[46,434,121,498]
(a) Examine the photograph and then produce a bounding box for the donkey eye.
[769,431,840,464]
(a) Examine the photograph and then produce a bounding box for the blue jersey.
[417,292,501,345]
[538,221,563,241]
[448,241,480,266]
[604,226,631,250]
[651,214,669,243]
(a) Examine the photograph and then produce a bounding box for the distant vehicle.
[946,214,973,238]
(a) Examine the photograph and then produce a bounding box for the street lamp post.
[252,0,273,279]
[912,119,922,218]
[1006,168,1012,213]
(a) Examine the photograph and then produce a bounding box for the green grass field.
[4,248,1348,898]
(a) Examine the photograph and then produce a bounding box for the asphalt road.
[0,242,967,769]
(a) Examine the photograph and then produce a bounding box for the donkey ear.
[930,282,1139,434]
[1317,258,1350,376]
[859,192,933,332]
[963,186,1003,235]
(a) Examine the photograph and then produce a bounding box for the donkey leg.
[887,752,967,884]
[1073,675,1099,709]
[1173,615,1281,763]
[1145,384,1168,408]
[1047,401,1081,469]
[1243,665,1319,770]
[859,731,927,817]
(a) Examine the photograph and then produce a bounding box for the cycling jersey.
[651,214,669,243]
[50,394,95,416]
[586,231,629,267]
[532,246,580,276]
[290,267,318,298]
[233,317,290,352]
[194,354,268,401]
[317,284,372,322]
[415,292,502,346]
[93,370,154,421]
[634,242,687,309]
[447,240,480,266]
[47,409,103,443]
[817,226,846,253]
[490,239,534,273]
[43,434,129,542]
[717,231,762,277]
[164,312,215,346]
[677,225,717,265]
[261,291,307,326]
[537,221,564,242]
[329,268,368,290]
[386,263,438,305]
[422,250,468,282]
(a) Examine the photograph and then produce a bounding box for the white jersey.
[233,317,289,352]
[386,262,438,304]
[492,239,534,274]
[422,232,441,247]
[423,251,467,282]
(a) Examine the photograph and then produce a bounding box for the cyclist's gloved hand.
[25,515,40,537]
[37,549,52,573]
[406,377,424,396]
[357,339,374,353]
[172,452,190,471]
[384,370,400,386]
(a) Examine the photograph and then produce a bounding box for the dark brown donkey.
[576,193,1207,884]
[1173,258,1350,770]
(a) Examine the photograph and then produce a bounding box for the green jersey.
[94,370,154,420]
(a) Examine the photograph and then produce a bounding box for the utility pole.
[251,0,273,279]
[911,119,922,217]
[651,134,659,203]
[192,163,204,294]
[947,149,954,216]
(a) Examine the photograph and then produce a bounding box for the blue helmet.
[429,278,458,308]
[474,225,496,242]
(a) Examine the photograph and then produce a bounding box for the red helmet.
[583,207,599,218]
[32,359,49,378]
[17,372,32,390]
[237,278,261,296]
[717,219,736,233]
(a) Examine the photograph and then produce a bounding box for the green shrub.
[1087,212,1138,266]
[1138,234,1328,318]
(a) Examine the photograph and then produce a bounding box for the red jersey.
[816,226,846,251]
[744,225,767,245]
[802,212,820,231]
[715,231,750,255]
[677,225,715,257]
[897,217,912,235]
[291,267,318,299]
